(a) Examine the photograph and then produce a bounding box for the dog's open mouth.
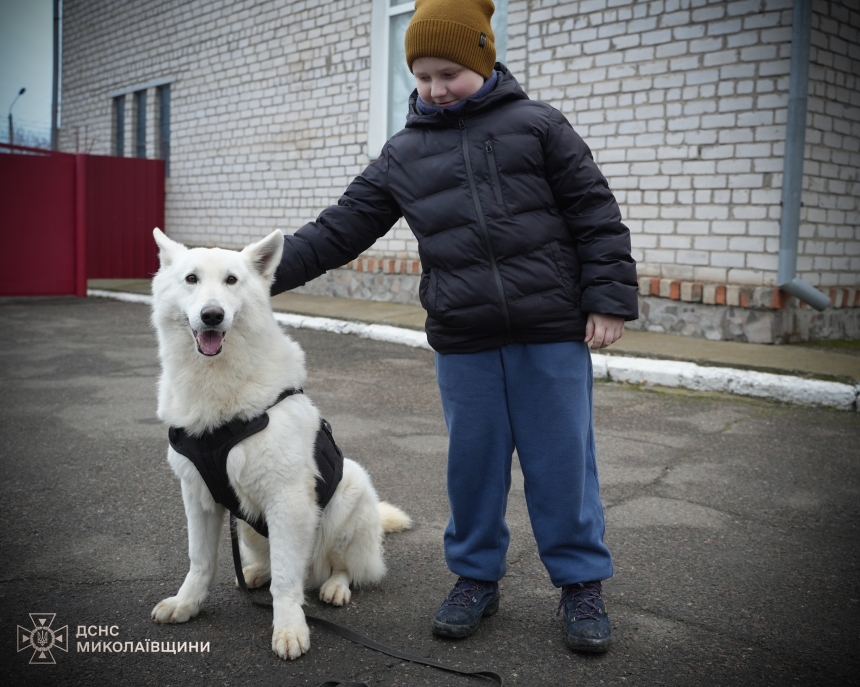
[194,329,225,356]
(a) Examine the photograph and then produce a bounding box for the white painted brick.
[655,41,689,59]
[727,31,759,49]
[669,55,701,71]
[677,250,710,265]
[717,159,752,174]
[695,236,729,251]
[746,253,779,270]
[711,252,746,268]
[676,221,711,235]
[694,267,728,283]
[719,127,755,143]
[644,249,677,263]
[712,221,748,235]
[672,24,706,41]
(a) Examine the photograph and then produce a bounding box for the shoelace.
[557,581,604,621]
[443,577,488,607]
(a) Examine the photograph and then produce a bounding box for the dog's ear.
[243,230,284,281]
[153,228,187,268]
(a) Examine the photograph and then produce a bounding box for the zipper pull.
[457,118,466,130]
[485,140,493,152]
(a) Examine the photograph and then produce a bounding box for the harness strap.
[229,516,505,687]
[268,386,304,409]
[169,387,343,538]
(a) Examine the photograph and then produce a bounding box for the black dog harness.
[167,388,344,538]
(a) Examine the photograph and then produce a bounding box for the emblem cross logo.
[17,613,68,664]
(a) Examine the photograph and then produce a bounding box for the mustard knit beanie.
[405,0,496,79]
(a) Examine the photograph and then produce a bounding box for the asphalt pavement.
[2,295,859,687]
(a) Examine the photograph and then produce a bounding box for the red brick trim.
[348,258,422,275]
[636,279,858,310]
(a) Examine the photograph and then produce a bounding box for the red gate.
[0,144,164,297]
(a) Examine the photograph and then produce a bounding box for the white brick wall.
[513,0,858,289]
[800,0,860,287]
[60,0,377,250]
[59,0,859,289]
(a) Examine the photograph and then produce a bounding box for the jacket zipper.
[459,118,512,337]
[484,140,505,206]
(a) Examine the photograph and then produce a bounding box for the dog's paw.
[272,623,310,660]
[237,563,271,589]
[151,597,199,624]
[319,574,352,606]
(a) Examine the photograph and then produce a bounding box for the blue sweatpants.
[435,341,613,587]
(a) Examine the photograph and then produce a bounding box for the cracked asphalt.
[2,296,859,687]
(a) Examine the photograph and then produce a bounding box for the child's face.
[412,57,485,109]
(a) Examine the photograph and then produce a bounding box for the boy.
[272,0,638,653]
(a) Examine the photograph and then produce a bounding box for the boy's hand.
[585,313,625,351]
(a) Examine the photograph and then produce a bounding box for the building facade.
[59,0,860,342]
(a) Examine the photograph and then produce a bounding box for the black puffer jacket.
[273,65,638,353]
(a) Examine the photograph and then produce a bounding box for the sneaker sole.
[431,596,500,639]
[565,634,611,653]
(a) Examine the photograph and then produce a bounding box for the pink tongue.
[197,330,224,355]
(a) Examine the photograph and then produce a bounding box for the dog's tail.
[377,502,412,533]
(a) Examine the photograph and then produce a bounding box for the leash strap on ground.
[229,515,504,687]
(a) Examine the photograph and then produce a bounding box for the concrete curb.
[88,289,860,412]
[89,289,154,305]
[272,312,431,350]
[590,354,859,412]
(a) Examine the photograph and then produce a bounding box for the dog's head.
[151,228,284,357]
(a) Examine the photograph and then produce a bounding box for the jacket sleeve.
[542,108,639,320]
[272,146,402,295]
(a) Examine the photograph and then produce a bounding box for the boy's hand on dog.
[585,313,625,351]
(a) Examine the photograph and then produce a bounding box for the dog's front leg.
[152,478,224,624]
[267,501,317,660]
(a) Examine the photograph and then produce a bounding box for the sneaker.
[431,577,500,638]
[558,580,611,653]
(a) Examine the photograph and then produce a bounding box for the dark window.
[135,90,146,158]
[114,96,125,156]
[158,84,170,176]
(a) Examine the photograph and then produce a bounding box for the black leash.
[229,515,504,687]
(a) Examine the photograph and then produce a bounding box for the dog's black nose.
[201,307,224,326]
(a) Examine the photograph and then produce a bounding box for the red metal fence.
[0,144,164,297]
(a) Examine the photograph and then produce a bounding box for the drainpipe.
[777,0,830,311]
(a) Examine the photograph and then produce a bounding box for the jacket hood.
[405,63,529,128]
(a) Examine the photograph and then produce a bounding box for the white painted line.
[87,289,858,411]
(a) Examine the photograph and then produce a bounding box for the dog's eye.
[225,275,237,285]
[185,274,198,284]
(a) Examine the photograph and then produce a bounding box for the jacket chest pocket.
[484,140,508,213]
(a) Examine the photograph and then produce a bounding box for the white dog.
[149,228,411,660]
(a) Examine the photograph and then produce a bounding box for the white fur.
[149,228,411,660]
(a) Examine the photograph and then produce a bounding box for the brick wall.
[802,1,860,288]
[59,0,859,294]
[60,0,380,248]
[507,0,858,291]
